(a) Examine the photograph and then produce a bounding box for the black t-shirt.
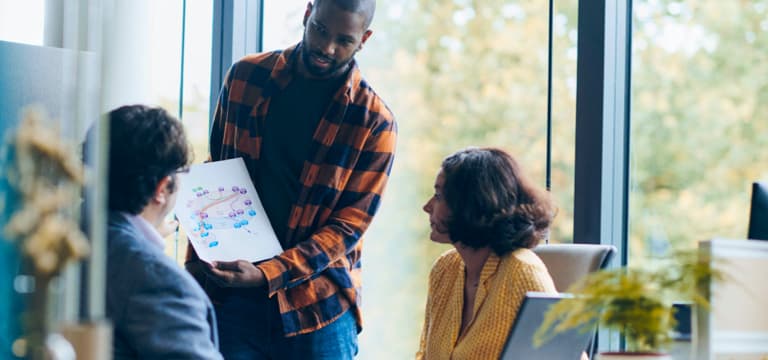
[256,74,344,243]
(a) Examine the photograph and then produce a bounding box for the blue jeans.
[215,290,358,360]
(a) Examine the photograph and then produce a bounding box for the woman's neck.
[455,244,492,283]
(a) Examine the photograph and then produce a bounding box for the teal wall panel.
[0,40,78,359]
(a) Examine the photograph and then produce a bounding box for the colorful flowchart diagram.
[174,158,283,263]
[186,185,259,249]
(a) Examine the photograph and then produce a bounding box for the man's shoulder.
[232,49,288,75]
[226,50,284,86]
[106,222,203,298]
[347,73,396,130]
[106,220,156,264]
[237,50,283,69]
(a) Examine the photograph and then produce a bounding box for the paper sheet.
[174,158,283,263]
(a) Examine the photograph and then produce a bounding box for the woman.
[416,147,557,360]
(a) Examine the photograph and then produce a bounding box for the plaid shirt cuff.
[257,258,288,297]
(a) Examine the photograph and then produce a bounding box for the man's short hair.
[314,0,376,29]
[88,105,190,214]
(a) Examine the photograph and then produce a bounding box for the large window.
[629,1,768,261]
[0,0,45,46]
[138,1,213,259]
[99,0,213,171]
[263,1,578,357]
[144,1,213,165]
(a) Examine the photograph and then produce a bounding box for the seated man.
[84,105,222,359]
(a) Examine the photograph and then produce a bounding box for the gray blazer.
[106,212,222,360]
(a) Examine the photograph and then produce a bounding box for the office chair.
[533,243,616,292]
[532,243,617,359]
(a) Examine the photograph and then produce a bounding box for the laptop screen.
[499,292,594,360]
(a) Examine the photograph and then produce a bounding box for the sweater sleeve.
[416,251,457,359]
[416,258,441,359]
[256,115,397,296]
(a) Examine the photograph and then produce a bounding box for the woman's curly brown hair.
[441,147,555,256]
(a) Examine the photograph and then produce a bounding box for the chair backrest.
[533,244,616,292]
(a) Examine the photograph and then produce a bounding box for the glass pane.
[147,1,184,117]
[630,1,768,261]
[0,0,45,46]
[180,2,213,165]
[262,1,305,50]
[175,2,214,261]
[141,1,213,260]
[551,2,579,244]
[262,0,578,357]
[143,0,213,164]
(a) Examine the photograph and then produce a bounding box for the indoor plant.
[2,108,90,359]
[534,249,721,359]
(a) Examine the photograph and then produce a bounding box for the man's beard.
[300,42,353,78]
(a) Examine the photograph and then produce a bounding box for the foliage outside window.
[629,1,768,262]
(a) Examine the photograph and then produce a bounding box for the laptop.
[499,292,594,360]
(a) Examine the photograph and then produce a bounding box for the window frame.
[573,0,632,351]
[573,0,632,256]
[209,0,263,125]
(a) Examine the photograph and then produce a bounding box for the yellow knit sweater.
[416,248,557,360]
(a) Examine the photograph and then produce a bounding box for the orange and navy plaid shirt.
[188,44,397,336]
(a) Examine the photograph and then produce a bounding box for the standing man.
[87,105,223,359]
[186,0,396,359]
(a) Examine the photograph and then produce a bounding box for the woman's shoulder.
[428,248,462,281]
[498,248,557,292]
[433,248,462,268]
[501,248,548,271]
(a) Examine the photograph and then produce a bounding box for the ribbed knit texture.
[416,248,557,360]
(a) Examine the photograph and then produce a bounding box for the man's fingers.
[207,265,237,285]
[202,260,259,288]
[214,260,242,271]
[236,260,254,271]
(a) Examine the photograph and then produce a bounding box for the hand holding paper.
[206,260,267,288]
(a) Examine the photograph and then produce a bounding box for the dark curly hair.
[86,105,190,214]
[441,147,554,256]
